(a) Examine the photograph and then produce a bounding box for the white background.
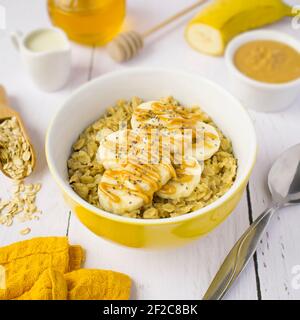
[1,0,300,300]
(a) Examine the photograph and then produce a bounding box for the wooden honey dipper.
[107,0,207,62]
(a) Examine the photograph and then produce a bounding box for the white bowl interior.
[46,68,257,223]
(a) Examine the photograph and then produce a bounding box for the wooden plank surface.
[1,0,300,300]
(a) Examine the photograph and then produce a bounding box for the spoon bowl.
[268,143,300,205]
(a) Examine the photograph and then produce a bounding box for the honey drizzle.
[158,159,197,195]
[159,184,177,195]
[99,157,177,204]
[134,102,202,129]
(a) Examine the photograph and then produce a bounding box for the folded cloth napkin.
[14,269,131,300]
[0,237,131,300]
[15,269,68,300]
[0,237,84,300]
[65,269,131,300]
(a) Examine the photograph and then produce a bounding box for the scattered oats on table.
[0,180,42,227]
[20,227,31,235]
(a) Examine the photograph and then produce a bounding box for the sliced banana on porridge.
[131,101,203,130]
[156,158,202,200]
[95,127,113,143]
[169,123,220,161]
[98,161,174,214]
[193,122,220,161]
[131,101,166,129]
[98,169,145,214]
[97,128,176,175]
[131,101,220,160]
[97,129,176,214]
[97,129,142,170]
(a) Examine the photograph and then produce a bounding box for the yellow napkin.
[0,237,131,300]
[15,269,68,300]
[0,237,84,300]
[65,269,131,300]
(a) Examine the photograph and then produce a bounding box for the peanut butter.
[234,40,300,84]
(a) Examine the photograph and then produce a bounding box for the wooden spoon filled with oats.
[0,85,35,180]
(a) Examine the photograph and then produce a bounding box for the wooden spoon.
[0,85,36,179]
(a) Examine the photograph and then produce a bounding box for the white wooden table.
[1,0,300,300]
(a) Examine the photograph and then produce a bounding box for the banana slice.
[97,129,142,170]
[156,158,202,200]
[193,122,220,161]
[131,100,203,130]
[98,167,146,214]
[161,123,220,162]
[131,101,163,129]
[98,161,174,214]
[95,127,113,143]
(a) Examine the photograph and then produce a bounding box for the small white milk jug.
[11,28,71,92]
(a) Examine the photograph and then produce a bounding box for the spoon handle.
[203,206,278,300]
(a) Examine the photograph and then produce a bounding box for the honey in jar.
[47,0,126,46]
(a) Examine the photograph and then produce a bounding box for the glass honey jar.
[47,0,126,46]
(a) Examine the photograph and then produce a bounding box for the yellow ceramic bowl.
[46,68,257,248]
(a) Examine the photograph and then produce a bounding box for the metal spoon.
[203,143,300,300]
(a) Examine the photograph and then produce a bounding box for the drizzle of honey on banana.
[99,159,176,204]
[158,160,197,195]
[134,102,203,128]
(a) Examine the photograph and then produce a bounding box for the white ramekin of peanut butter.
[225,30,300,113]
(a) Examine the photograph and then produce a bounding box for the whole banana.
[185,0,294,56]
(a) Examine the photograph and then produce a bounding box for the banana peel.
[185,0,295,56]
